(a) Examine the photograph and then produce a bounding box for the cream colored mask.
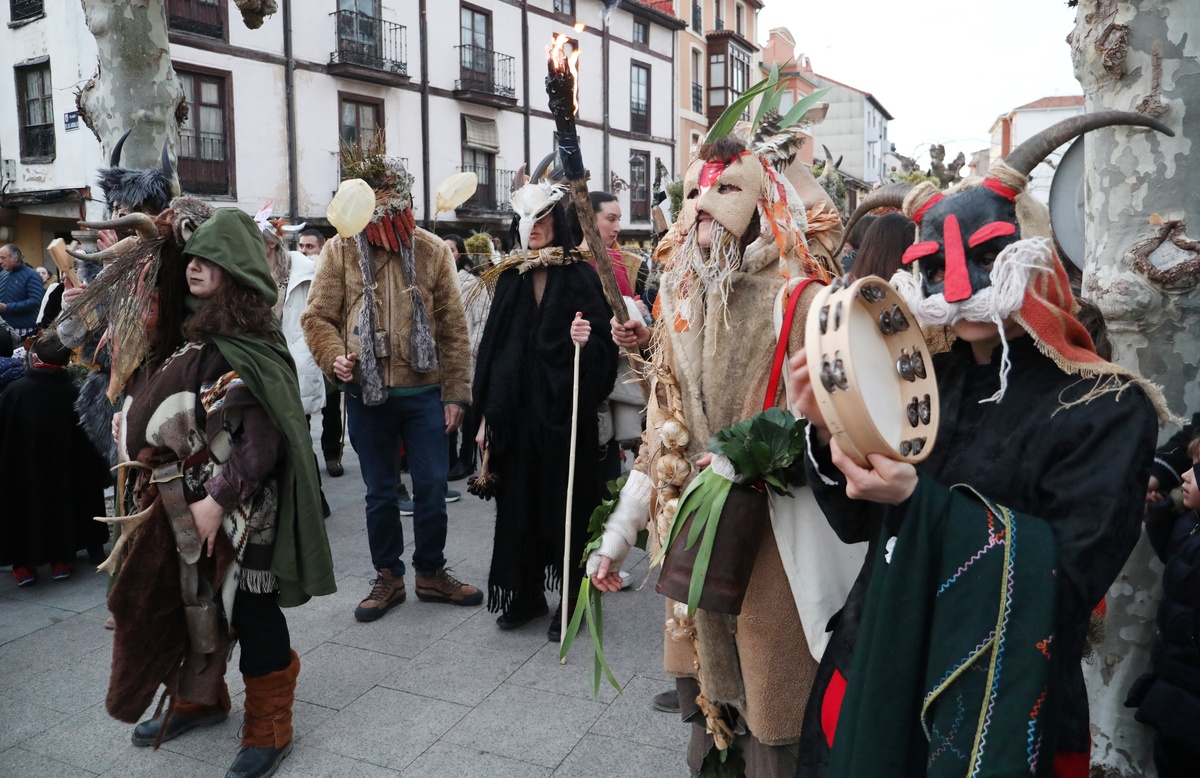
[684,151,762,241]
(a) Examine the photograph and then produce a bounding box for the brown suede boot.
[131,681,232,747]
[225,650,299,778]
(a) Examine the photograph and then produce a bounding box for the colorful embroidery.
[200,370,244,415]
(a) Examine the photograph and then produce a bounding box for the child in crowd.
[1127,434,1200,776]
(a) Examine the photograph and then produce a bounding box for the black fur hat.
[96,129,179,214]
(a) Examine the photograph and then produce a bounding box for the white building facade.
[810,74,892,185]
[987,96,1085,205]
[0,0,682,266]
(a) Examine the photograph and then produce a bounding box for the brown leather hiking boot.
[354,569,406,622]
[415,568,483,606]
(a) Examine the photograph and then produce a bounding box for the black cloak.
[474,259,619,612]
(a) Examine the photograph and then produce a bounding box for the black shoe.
[652,689,680,713]
[131,709,228,747]
[547,602,564,642]
[495,600,549,630]
[325,458,344,478]
[225,741,293,778]
[447,463,473,481]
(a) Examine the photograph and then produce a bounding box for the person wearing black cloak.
[0,329,109,586]
[473,180,618,641]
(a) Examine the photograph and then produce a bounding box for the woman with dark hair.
[443,233,469,270]
[108,208,334,778]
[475,192,618,639]
[841,214,877,273]
[850,212,914,281]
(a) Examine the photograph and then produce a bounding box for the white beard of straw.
[677,218,742,328]
[891,236,1055,404]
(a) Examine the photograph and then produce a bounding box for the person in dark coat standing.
[0,244,46,338]
[0,329,109,586]
[474,187,618,641]
[1126,437,1200,777]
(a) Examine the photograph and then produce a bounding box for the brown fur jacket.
[301,227,472,405]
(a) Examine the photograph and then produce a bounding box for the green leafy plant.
[559,477,626,697]
[653,409,809,613]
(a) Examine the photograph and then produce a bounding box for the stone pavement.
[0,430,690,777]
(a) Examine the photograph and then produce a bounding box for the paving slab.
[294,642,409,710]
[21,702,140,774]
[303,686,470,772]
[552,732,685,777]
[401,741,551,778]
[277,743,404,777]
[0,746,99,777]
[441,682,608,769]
[378,636,528,706]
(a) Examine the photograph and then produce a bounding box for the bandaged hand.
[587,470,653,585]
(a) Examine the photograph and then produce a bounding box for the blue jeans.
[346,388,448,577]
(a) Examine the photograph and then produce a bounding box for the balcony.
[167,0,223,38]
[455,45,517,106]
[456,166,516,215]
[691,2,702,32]
[20,124,54,162]
[11,0,44,23]
[714,15,724,31]
[691,83,703,114]
[329,10,409,86]
[630,103,650,136]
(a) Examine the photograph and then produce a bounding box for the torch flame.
[547,34,582,115]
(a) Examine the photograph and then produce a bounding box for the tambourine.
[804,275,939,467]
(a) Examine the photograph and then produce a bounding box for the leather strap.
[150,450,209,566]
[763,278,821,412]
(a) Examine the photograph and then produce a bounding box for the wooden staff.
[561,334,583,658]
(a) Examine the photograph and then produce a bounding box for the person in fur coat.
[588,133,845,776]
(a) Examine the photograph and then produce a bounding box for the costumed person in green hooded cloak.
[104,208,335,778]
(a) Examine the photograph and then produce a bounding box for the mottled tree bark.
[1070,2,1200,776]
[76,0,185,170]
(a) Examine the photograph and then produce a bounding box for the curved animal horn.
[80,213,159,241]
[66,235,141,263]
[529,152,558,183]
[1004,110,1174,179]
[109,129,133,167]
[161,139,180,198]
[836,183,913,256]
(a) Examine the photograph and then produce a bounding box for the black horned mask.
[95,129,180,217]
[839,111,1174,302]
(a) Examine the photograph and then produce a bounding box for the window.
[10,0,43,23]
[690,48,703,113]
[167,0,225,39]
[735,3,745,36]
[633,19,648,45]
[629,151,650,222]
[339,93,382,150]
[553,0,574,16]
[16,61,54,162]
[461,5,490,51]
[691,1,701,33]
[177,67,233,195]
[630,63,650,136]
[730,46,750,102]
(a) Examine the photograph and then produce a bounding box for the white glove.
[586,469,652,576]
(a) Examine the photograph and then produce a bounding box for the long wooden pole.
[560,338,582,659]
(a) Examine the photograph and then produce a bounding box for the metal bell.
[896,349,916,382]
[906,397,919,428]
[891,305,910,331]
[860,284,885,303]
[832,353,849,391]
[878,308,895,335]
[919,394,932,425]
[912,350,927,379]
[820,359,837,393]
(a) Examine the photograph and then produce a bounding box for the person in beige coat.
[302,186,483,622]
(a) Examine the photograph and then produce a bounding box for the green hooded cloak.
[184,208,335,606]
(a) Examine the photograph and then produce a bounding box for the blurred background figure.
[849,212,914,282]
[0,330,108,586]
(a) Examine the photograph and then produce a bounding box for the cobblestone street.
[0,427,688,777]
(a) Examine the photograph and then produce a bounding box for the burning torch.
[546,34,630,325]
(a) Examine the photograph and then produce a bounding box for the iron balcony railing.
[714,14,724,30]
[457,166,516,213]
[167,0,223,38]
[11,0,43,22]
[21,124,54,160]
[691,2,702,32]
[456,45,517,99]
[331,10,407,76]
[692,83,703,113]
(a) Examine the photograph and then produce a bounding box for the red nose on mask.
[942,214,972,303]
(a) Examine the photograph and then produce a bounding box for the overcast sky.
[757,0,1083,166]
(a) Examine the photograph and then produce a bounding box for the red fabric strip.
[901,241,941,265]
[763,278,820,411]
[911,192,944,224]
[822,668,848,748]
[968,221,1017,248]
[1053,750,1089,778]
[980,178,1020,201]
[942,214,972,303]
